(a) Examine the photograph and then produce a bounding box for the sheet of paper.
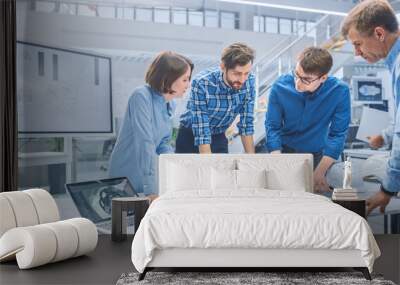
[356,106,390,143]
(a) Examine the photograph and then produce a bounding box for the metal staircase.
[254,14,348,101]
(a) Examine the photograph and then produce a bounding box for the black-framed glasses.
[292,70,323,85]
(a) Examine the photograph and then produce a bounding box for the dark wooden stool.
[332,199,366,219]
[111,197,149,242]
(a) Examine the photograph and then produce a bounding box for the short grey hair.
[341,0,398,39]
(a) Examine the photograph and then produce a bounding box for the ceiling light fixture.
[217,0,348,16]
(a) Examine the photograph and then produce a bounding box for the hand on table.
[367,135,384,149]
[366,190,392,216]
[313,169,331,193]
[146,194,159,204]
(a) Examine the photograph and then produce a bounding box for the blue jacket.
[265,74,350,160]
[109,85,174,195]
[383,37,400,193]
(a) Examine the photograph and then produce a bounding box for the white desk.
[343,148,389,160]
[327,158,399,234]
[228,110,266,153]
[353,179,400,233]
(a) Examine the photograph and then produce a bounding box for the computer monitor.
[352,76,383,104]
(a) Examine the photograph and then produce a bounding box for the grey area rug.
[116,271,396,285]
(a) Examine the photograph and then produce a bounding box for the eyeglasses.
[292,70,323,85]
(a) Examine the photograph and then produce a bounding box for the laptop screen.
[66,177,138,223]
[345,125,360,143]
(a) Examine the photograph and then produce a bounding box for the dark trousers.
[281,145,323,170]
[175,126,228,153]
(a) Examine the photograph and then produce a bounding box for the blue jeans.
[175,126,228,154]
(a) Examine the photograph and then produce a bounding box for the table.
[111,197,149,242]
[332,199,366,218]
[342,148,389,160]
[327,157,400,234]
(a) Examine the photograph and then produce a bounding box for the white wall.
[17,9,291,59]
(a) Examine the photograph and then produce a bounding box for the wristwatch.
[380,185,398,197]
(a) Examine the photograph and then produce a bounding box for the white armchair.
[0,189,98,269]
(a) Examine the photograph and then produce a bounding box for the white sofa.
[0,188,98,269]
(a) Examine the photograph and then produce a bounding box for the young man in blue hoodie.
[265,47,351,194]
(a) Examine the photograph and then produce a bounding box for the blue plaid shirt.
[383,38,400,194]
[180,67,256,146]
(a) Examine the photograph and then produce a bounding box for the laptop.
[65,177,139,234]
[346,125,359,143]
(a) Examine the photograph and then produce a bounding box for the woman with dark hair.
[109,51,193,202]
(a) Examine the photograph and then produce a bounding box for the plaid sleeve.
[190,80,211,146]
[237,77,255,136]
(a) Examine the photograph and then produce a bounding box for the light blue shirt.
[109,85,174,195]
[383,37,400,193]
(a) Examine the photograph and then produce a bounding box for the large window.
[205,10,218,28]
[265,16,278,34]
[220,11,237,29]
[307,21,317,38]
[32,2,239,30]
[279,18,292,35]
[254,15,315,37]
[116,7,134,20]
[172,8,187,25]
[36,0,55,12]
[253,16,264,33]
[294,20,306,36]
[16,41,113,199]
[135,7,152,22]
[97,6,115,18]
[154,7,170,23]
[59,3,76,15]
[77,4,97,17]
[188,10,203,26]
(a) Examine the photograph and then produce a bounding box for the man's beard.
[227,79,243,90]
